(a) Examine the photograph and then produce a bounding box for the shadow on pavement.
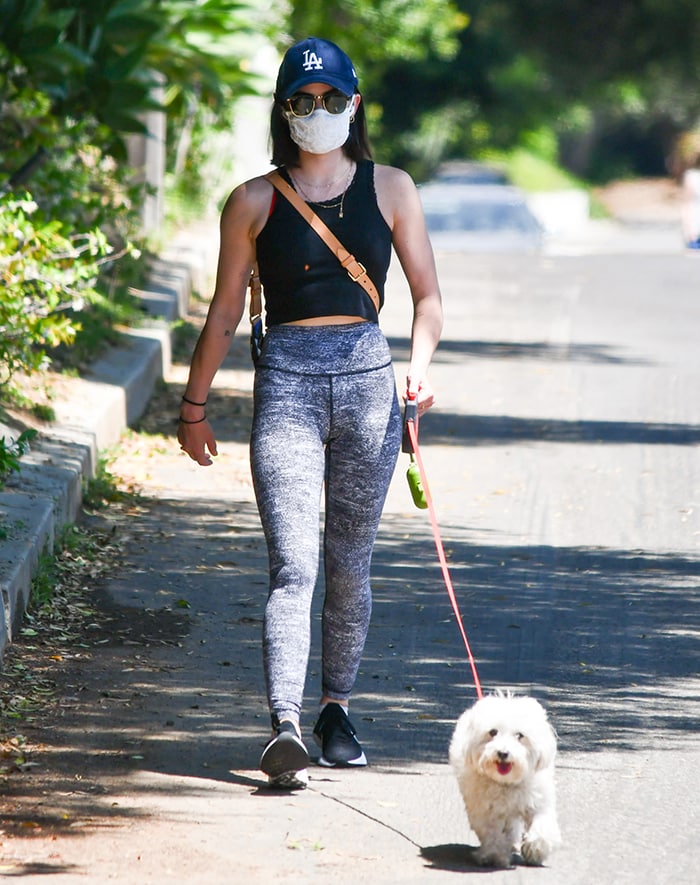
[420,843,498,872]
[387,335,653,367]
[142,373,700,449]
[413,412,700,446]
[2,493,697,841]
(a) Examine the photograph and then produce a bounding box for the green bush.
[0,2,260,384]
[0,45,147,381]
[0,195,113,383]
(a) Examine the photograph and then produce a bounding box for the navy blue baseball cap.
[275,37,358,101]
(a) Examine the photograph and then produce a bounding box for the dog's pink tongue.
[497,762,513,776]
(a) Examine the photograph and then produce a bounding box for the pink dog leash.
[403,395,483,700]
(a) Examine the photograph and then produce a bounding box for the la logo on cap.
[302,49,324,72]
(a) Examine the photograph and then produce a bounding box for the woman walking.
[178,37,443,789]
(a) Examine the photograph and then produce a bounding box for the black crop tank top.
[255,160,392,326]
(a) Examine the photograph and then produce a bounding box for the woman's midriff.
[283,315,369,326]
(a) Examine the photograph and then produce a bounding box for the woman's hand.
[405,377,435,415]
[177,417,218,466]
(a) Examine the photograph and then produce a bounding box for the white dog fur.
[449,692,561,868]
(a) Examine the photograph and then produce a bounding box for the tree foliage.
[281,0,468,178]
[0,41,143,383]
[0,429,37,486]
[285,0,700,179]
[494,0,700,177]
[504,0,700,101]
[286,0,467,66]
[0,0,260,154]
[0,0,261,384]
[0,196,109,383]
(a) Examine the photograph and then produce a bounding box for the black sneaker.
[313,703,367,767]
[260,720,310,789]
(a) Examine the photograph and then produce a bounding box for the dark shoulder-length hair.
[269,95,373,168]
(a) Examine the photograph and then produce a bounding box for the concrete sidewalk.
[0,230,214,658]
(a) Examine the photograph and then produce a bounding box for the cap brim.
[279,72,357,101]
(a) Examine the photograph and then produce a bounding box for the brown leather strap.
[249,265,262,322]
[264,169,381,313]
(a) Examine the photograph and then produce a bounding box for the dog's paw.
[520,836,550,866]
[521,815,561,865]
[473,845,515,869]
[521,829,560,865]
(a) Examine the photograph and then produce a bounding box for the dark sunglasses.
[284,91,352,118]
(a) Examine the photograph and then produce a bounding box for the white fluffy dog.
[449,692,561,868]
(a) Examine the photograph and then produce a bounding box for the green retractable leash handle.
[402,393,428,509]
[407,453,428,509]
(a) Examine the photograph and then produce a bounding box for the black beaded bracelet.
[178,414,207,425]
[181,395,207,407]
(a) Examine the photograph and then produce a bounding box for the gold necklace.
[293,164,350,194]
[291,163,355,218]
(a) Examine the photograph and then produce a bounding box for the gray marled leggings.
[250,322,401,725]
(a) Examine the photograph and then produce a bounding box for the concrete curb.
[0,247,197,660]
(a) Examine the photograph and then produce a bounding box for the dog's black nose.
[497,750,509,761]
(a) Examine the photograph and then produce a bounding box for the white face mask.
[286,105,354,154]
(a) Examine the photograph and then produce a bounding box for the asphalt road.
[2,236,699,883]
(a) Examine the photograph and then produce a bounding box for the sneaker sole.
[317,750,367,768]
[260,732,310,780]
[313,728,368,768]
[268,768,309,790]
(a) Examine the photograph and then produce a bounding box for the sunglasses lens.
[324,93,350,114]
[288,95,315,116]
[286,92,351,117]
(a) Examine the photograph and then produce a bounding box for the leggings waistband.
[257,322,392,376]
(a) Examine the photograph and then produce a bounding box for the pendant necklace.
[291,162,355,218]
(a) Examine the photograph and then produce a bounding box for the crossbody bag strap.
[265,169,381,314]
[248,262,262,322]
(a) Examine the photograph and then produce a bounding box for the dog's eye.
[516,732,524,741]
[489,729,498,737]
